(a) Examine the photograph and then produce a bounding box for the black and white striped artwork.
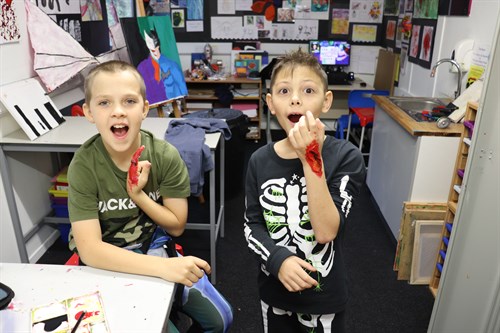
[0,78,65,140]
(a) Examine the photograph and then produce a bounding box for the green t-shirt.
[67,130,190,251]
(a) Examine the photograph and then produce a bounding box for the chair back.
[348,89,389,109]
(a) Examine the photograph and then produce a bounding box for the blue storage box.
[58,224,71,244]
[52,203,69,218]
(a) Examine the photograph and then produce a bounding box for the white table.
[0,117,225,283]
[0,263,174,332]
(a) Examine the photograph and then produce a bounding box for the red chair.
[346,90,389,155]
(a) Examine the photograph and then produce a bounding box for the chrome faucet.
[430,58,462,99]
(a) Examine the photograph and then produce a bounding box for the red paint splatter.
[128,145,145,186]
[423,32,431,53]
[305,141,323,177]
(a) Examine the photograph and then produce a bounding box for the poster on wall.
[0,0,21,44]
[121,16,187,106]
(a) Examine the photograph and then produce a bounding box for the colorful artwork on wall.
[121,16,187,106]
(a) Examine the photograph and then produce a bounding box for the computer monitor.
[309,40,351,67]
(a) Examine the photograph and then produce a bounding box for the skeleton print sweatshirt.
[244,135,366,314]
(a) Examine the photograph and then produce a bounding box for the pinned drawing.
[1,0,21,44]
[419,25,434,62]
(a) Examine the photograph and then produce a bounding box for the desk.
[0,117,225,283]
[0,263,174,332]
[185,77,263,140]
[264,78,372,143]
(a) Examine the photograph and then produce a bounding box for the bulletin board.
[172,0,383,45]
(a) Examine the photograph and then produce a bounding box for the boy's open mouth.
[288,114,302,123]
[111,125,129,137]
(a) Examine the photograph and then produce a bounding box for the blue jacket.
[165,119,231,196]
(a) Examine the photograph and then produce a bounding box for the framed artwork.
[382,15,397,49]
[172,8,185,28]
[386,19,397,41]
[121,16,187,106]
[408,19,436,69]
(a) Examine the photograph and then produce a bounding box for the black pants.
[261,301,346,333]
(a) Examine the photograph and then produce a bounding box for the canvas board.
[0,78,65,141]
[410,220,444,285]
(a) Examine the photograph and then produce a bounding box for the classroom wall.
[396,0,499,98]
[1,0,499,263]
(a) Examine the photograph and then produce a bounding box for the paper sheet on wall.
[269,20,318,41]
[349,0,384,23]
[352,24,378,43]
[349,46,379,74]
[187,20,204,32]
[235,0,252,11]
[293,2,330,20]
[211,16,258,39]
[218,0,235,14]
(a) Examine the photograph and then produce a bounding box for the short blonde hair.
[84,60,146,103]
[269,48,328,93]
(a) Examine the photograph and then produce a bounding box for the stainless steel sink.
[387,97,448,122]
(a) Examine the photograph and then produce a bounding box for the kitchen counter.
[367,96,463,239]
[373,95,463,137]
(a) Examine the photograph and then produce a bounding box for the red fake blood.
[128,145,145,186]
[305,141,322,177]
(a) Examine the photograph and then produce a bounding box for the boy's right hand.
[162,256,211,287]
[277,256,318,292]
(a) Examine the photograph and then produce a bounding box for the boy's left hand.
[127,160,151,195]
[288,110,326,162]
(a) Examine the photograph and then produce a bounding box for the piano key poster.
[0,78,65,140]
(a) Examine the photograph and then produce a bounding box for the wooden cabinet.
[184,77,262,140]
[429,102,478,297]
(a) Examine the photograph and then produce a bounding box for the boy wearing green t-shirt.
[68,60,232,332]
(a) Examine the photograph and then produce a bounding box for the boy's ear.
[266,93,276,115]
[82,103,95,123]
[143,100,150,119]
[322,90,333,114]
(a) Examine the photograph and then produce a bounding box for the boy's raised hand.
[127,160,152,195]
[278,256,318,292]
[288,110,326,160]
[161,256,212,287]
